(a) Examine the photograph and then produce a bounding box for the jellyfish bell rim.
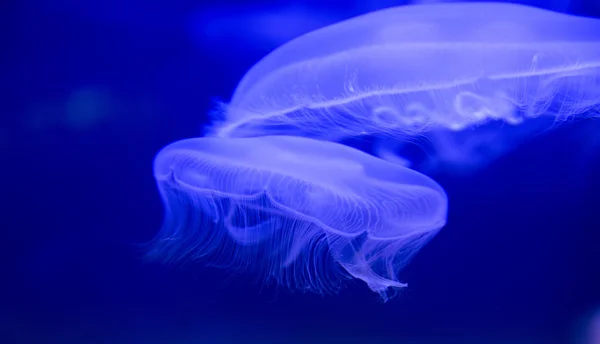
[217,59,600,140]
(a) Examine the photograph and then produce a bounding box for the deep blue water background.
[3,1,600,343]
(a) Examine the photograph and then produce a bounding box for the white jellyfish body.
[151,135,447,299]
[212,2,600,139]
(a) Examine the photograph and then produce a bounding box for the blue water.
[3,1,600,343]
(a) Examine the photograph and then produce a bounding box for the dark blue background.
[3,1,600,343]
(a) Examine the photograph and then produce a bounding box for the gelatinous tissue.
[148,3,600,300]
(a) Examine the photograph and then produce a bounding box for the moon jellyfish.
[209,2,600,171]
[151,2,599,299]
[150,135,447,299]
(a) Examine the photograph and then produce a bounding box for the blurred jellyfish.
[209,2,599,171]
[150,135,447,299]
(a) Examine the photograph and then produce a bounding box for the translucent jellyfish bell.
[150,135,447,299]
[211,2,600,139]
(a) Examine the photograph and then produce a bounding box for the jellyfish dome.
[211,2,600,143]
[150,135,447,299]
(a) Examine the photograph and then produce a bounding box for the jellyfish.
[209,2,600,171]
[150,135,447,300]
[151,2,600,299]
